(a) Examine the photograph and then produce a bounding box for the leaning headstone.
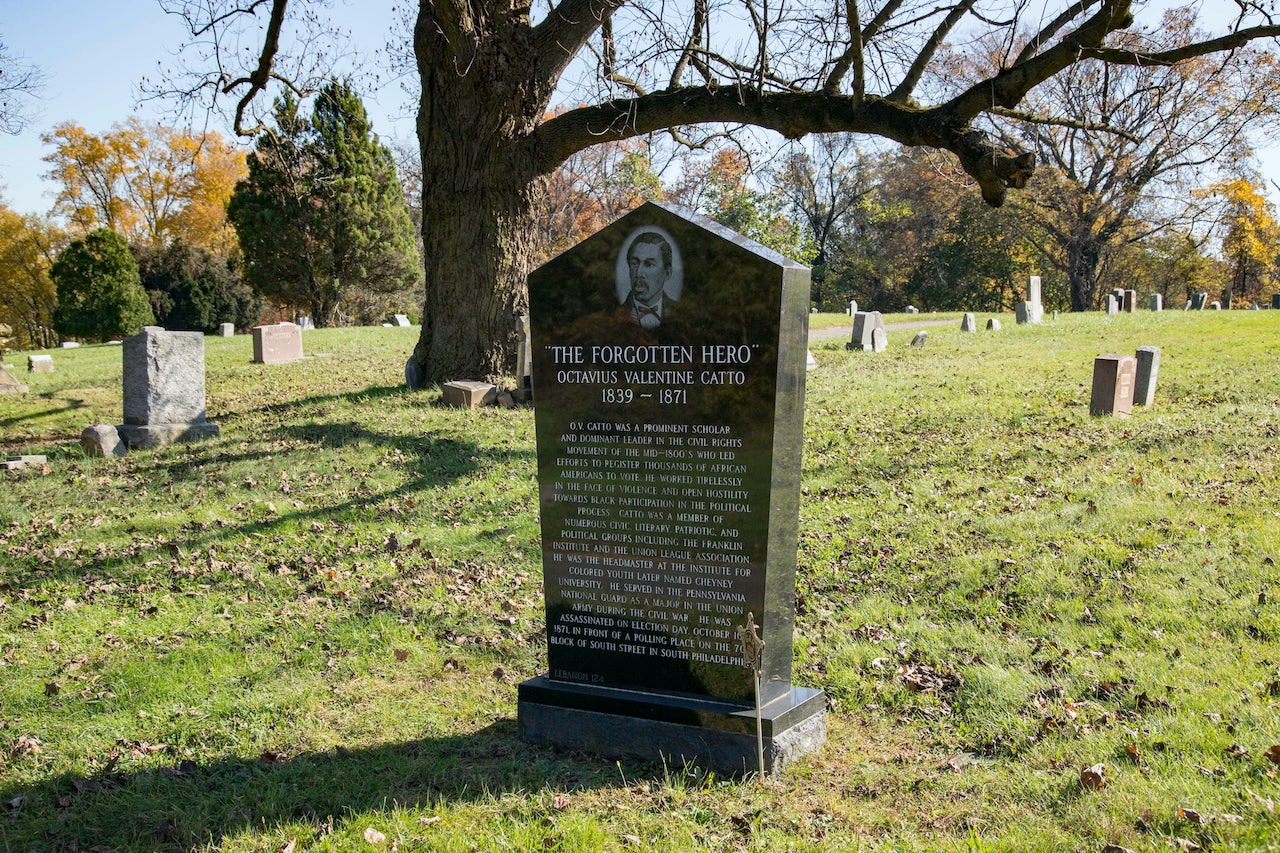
[81,424,126,457]
[295,316,315,330]
[1090,354,1137,417]
[871,326,888,352]
[910,331,928,347]
[219,322,235,337]
[117,327,220,449]
[521,201,825,775]
[252,323,304,364]
[1209,300,1222,310]
[904,305,919,314]
[60,341,81,349]
[1183,299,1192,310]
[1149,294,1163,312]
[393,314,411,327]
[987,317,1002,331]
[1105,295,1119,315]
[441,380,497,408]
[0,364,28,394]
[960,313,977,332]
[1133,346,1160,407]
[28,354,53,373]
[847,311,886,351]
[1122,290,1137,313]
[1273,294,1280,309]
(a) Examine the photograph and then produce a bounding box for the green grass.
[2,314,1279,852]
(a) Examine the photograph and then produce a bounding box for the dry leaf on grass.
[393,649,410,661]
[364,826,387,844]
[281,839,297,853]
[1080,763,1107,789]
[1177,807,1204,825]
[1265,744,1280,766]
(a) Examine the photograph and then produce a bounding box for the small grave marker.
[1090,354,1137,417]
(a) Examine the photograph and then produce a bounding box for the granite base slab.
[117,422,220,450]
[517,676,826,776]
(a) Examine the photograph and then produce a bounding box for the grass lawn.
[1,313,1279,852]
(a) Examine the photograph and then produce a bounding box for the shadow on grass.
[0,720,635,850]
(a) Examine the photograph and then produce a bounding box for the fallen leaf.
[6,796,26,811]
[45,681,61,697]
[260,750,285,765]
[1080,763,1106,789]
[1171,839,1201,851]
[1102,846,1135,853]
[1267,745,1280,766]
[492,666,507,681]
[1177,807,1204,825]
[364,827,387,845]
[553,793,571,810]
[394,649,410,661]
[418,815,441,826]
[621,835,642,847]
[281,839,297,853]
[1226,743,1250,761]
[1124,743,1140,761]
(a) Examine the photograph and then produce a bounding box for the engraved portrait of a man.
[616,228,682,329]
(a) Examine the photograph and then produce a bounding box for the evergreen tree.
[228,81,421,326]
[135,241,263,333]
[50,228,154,342]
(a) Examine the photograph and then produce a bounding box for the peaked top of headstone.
[540,201,810,271]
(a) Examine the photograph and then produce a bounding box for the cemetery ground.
[1,313,1278,853]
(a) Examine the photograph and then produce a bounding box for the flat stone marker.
[28,355,53,373]
[910,331,928,347]
[0,364,28,394]
[393,314,411,327]
[1134,346,1160,407]
[118,326,220,449]
[522,201,825,775]
[1122,290,1137,313]
[219,323,235,337]
[81,424,126,457]
[60,341,80,348]
[987,317,1002,331]
[1105,295,1119,315]
[960,313,976,332]
[252,323,304,364]
[441,380,497,408]
[1090,354,1137,417]
[847,311,886,351]
[1149,294,1163,312]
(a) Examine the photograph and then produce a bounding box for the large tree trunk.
[408,4,552,387]
[1066,235,1102,312]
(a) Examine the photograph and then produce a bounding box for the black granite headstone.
[517,202,825,774]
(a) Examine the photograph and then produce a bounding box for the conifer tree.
[50,228,154,343]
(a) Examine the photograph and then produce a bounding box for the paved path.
[809,317,954,342]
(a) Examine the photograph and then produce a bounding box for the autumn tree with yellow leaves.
[42,119,246,253]
[1210,178,1280,308]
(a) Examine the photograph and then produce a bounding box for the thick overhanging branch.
[534,87,1036,204]
[1077,25,1280,65]
[227,0,289,136]
[532,0,631,88]
[1014,0,1100,66]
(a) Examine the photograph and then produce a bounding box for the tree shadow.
[0,720,643,850]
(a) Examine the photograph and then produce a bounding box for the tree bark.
[1066,235,1101,312]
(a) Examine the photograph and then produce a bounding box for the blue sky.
[1,0,416,216]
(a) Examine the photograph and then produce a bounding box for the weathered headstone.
[806,349,818,370]
[847,311,886,351]
[960,313,976,332]
[1112,287,1126,305]
[871,326,888,352]
[1133,346,1160,407]
[847,299,858,316]
[405,356,425,390]
[1183,299,1192,310]
[0,364,28,394]
[81,424,126,457]
[1090,354,1137,417]
[1209,300,1222,310]
[295,316,315,330]
[987,317,1002,331]
[441,380,497,408]
[1191,292,1208,310]
[393,314,411,327]
[28,354,53,373]
[517,314,533,391]
[1015,301,1032,324]
[252,322,304,364]
[1122,290,1137,313]
[904,305,919,315]
[1273,294,1280,309]
[219,322,235,337]
[910,331,928,347]
[1105,295,1119,315]
[117,327,220,449]
[1052,310,1059,321]
[1022,276,1044,323]
[1149,294,1163,312]
[521,202,825,775]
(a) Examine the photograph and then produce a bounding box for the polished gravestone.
[520,202,824,775]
